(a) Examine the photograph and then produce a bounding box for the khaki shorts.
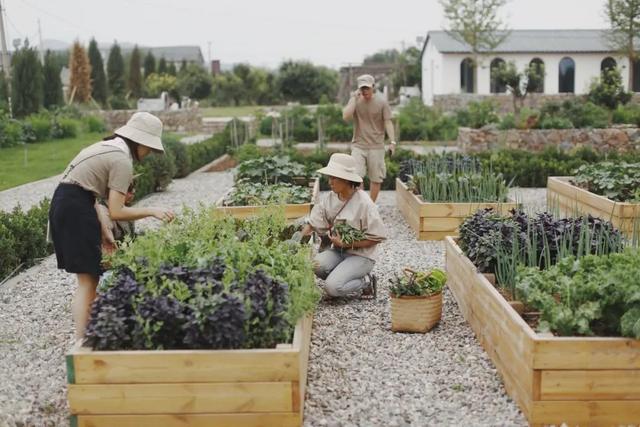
[351,146,386,183]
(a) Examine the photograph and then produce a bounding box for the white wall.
[422,47,630,104]
[421,41,443,105]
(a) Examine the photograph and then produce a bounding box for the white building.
[420,30,635,105]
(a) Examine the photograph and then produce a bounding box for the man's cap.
[357,74,375,88]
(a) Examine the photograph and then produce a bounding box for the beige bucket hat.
[357,74,375,88]
[316,153,363,183]
[115,112,164,152]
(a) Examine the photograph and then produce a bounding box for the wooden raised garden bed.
[396,178,517,240]
[214,178,319,220]
[547,176,639,238]
[445,236,640,426]
[67,315,313,427]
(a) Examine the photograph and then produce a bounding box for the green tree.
[180,59,187,72]
[128,45,143,98]
[143,51,156,79]
[167,61,177,76]
[88,38,108,105]
[176,64,212,99]
[0,73,9,111]
[158,57,167,74]
[606,0,640,90]
[364,49,399,64]
[440,0,510,93]
[69,41,92,103]
[210,72,244,105]
[494,61,545,114]
[145,73,177,97]
[107,43,126,98]
[11,42,43,117]
[276,60,338,104]
[589,67,632,110]
[42,50,63,109]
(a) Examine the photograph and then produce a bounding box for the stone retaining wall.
[98,109,202,133]
[457,126,640,153]
[434,93,640,114]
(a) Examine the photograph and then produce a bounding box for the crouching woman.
[300,153,387,298]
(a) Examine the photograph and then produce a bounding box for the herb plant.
[516,250,640,338]
[236,155,308,184]
[407,154,511,203]
[223,181,311,206]
[85,208,321,351]
[332,222,366,245]
[572,162,640,202]
[389,269,447,297]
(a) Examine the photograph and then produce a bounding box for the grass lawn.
[201,105,278,118]
[0,132,103,191]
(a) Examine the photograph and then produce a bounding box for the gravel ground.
[303,191,530,427]
[0,182,545,426]
[0,170,232,427]
[0,175,61,213]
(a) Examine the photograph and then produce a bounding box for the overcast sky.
[5,0,609,69]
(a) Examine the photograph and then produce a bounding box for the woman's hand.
[152,207,175,222]
[329,231,346,249]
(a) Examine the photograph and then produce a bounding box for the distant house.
[420,29,635,105]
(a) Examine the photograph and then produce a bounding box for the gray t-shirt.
[61,140,133,199]
[350,94,392,149]
[309,190,387,261]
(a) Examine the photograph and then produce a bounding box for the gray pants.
[313,249,375,297]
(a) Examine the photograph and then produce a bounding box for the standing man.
[342,74,396,202]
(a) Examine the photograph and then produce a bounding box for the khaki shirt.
[309,190,387,261]
[350,94,391,150]
[61,140,133,199]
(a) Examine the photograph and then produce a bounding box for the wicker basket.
[391,293,443,333]
[390,268,444,333]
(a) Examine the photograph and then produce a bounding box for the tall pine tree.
[69,41,92,103]
[158,57,167,74]
[11,42,43,117]
[167,61,177,76]
[107,42,126,98]
[43,50,63,108]
[143,51,156,79]
[88,38,107,105]
[128,45,143,98]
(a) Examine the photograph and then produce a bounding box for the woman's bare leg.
[73,273,98,340]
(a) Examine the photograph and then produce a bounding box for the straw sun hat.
[115,112,165,152]
[316,153,363,183]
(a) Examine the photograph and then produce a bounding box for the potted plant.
[389,268,447,333]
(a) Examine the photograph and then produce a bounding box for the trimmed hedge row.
[0,199,52,281]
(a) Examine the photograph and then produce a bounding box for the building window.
[601,57,617,74]
[633,59,640,92]
[529,58,545,93]
[460,58,475,93]
[490,58,506,93]
[558,57,575,93]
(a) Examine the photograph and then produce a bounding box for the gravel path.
[0,174,61,213]
[0,183,544,426]
[0,170,233,427]
[303,191,530,426]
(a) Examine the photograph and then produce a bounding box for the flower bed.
[397,155,516,240]
[445,237,640,425]
[396,178,516,240]
[67,209,320,426]
[548,176,640,238]
[215,156,319,220]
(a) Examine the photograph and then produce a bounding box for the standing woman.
[49,112,175,339]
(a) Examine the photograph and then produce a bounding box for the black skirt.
[49,183,103,276]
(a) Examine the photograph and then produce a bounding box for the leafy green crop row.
[87,208,321,350]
